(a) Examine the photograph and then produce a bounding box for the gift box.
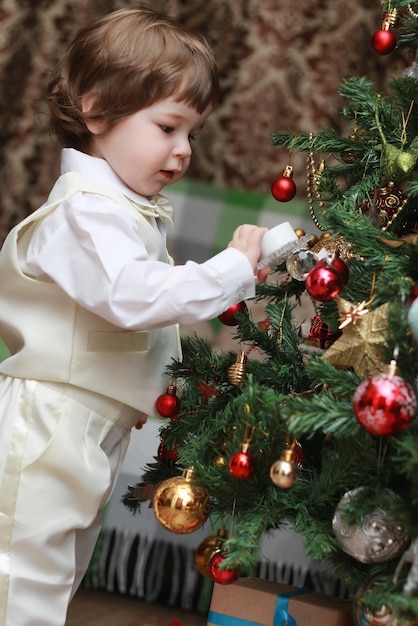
[207,577,353,626]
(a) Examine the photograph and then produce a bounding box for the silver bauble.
[332,487,409,563]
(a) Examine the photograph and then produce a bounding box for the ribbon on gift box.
[208,586,309,626]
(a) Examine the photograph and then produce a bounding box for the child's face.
[86,97,211,197]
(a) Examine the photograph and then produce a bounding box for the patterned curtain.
[0,0,405,242]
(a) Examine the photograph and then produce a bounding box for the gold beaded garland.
[408,4,418,19]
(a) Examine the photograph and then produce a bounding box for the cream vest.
[0,172,181,416]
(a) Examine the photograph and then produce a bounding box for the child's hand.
[228,224,270,282]
[134,412,148,429]
[256,264,271,284]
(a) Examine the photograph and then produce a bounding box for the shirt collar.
[60,148,164,210]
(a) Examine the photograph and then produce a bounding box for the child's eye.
[160,126,174,134]
[188,134,196,142]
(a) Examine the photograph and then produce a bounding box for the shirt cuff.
[204,247,257,304]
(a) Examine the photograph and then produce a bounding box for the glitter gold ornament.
[227,352,248,386]
[310,233,354,265]
[152,467,211,534]
[322,300,389,378]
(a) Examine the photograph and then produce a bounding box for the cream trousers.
[0,376,139,626]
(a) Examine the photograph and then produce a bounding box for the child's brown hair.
[47,5,219,152]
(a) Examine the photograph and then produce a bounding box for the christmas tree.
[125,2,418,622]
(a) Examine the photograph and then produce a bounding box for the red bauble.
[316,256,349,285]
[158,440,180,462]
[228,448,255,479]
[209,552,240,585]
[289,440,305,467]
[410,285,418,304]
[271,165,297,202]
[155,385,180,418]
[309,315,334,340]
[371,29,396,55]
[271,177,297,202]
[359,184,406,228]
[353,373,417,436]
[305,265,342,302]
[218,301,247,326]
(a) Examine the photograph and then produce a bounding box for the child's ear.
[81,92,106,135]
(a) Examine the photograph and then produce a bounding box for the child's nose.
[174,137,192,158]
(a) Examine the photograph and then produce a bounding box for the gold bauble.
[353,581,416,626]
[194,528,227,577]
[152,467,211,534]
[213,454,227,468]
[213,441,228,468]
[310,233,354,264]
[294,228,319,248]
[307,234,319,247]
[353,604,402,626]
[270,450,299,488]
[227,352,248,386]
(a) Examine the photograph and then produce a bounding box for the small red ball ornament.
[209,552,240,585]
[316,255,349,285]
[155,383,181,418]
[158,440,180,462]
[218,300,247,326]
[271,165,297,202]
[371,28,396,55]
[410,285,418,304]
[353,361,417,436]
[305,264,343,302]
[228,443,254,479]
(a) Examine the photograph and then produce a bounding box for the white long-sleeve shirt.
[24,148,256,330]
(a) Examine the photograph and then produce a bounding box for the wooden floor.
[66,589,207,626]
